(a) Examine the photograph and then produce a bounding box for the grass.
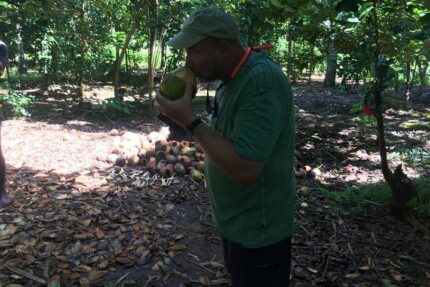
[320,178,430,218]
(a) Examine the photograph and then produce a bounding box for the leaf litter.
[0,85,429,286]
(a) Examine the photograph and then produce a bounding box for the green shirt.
[205,51,296,248]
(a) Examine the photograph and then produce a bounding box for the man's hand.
[154,80,197,127]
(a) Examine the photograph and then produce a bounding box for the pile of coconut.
[106,127,204,181]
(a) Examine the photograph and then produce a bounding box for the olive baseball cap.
[167,8,239,49]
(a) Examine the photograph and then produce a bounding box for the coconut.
[174,163,186,175]
[196,161,205,172]
[127,154,140,166]
[159,67,196,101]
[190,169,203,181]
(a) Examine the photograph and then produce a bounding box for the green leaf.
[358,4,373,19]
[347,17,360,23]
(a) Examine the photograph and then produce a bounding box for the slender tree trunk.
[114,20,137,100]
[147,27,156,98]
[416,57,428,95]
[308,45,314,85]
[287,33,292,79]
[324,35,337,87]
[77,0,85,101]
[125,48,129,75]
[16,23,27,74]
[404,62,417,103]
[160,40,166,71]
[147,0,159,100]
[371,0,417,217]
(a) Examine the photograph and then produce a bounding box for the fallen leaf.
[72,265,92,272]
[95,228,105,239]
[116,257,133,265]
[199,276,210,286]
[359,265,370,271]
[391,273,402,281]
[88,270,108,282]
[6,266,46,284]
[169,244,187,251]
[345,273,360,279]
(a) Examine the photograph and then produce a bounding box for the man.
[154,8,295,287]
[0,40,13,208]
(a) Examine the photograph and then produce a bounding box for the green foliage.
[320,178,430,217]
[388,147,430,168]
[409,179,430,216]
[0,90,34,117]
[350,102,377,130]
[91,98,136,119]
[320,184,392,213]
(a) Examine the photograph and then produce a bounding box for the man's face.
[185,38,224,83]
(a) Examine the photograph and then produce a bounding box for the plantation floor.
[0,82,429,287]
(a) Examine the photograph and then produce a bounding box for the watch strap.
[186,118,203,135]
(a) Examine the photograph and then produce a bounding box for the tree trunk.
[147,0,160,100]
[160,40,166,71]
[125,48,129,75]
[371,0,417,217]
[77,0,85,102]
[324,36,337,87]
[147,27,156,99]
[16,23,27,74]
[404,62,417,104]
[287,36,292,79]
[416,57,428,95]
[114,20,137,100]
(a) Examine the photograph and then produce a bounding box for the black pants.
[222,236,291,287]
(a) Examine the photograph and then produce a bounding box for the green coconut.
[160,67,197,100]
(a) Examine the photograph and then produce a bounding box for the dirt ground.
[0,81,429,287]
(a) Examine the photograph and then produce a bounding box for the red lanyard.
[230,45,273,79]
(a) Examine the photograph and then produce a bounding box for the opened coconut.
[160,67,197,100]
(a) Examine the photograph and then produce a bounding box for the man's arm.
[191,123,263,185]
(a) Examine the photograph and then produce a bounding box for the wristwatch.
[186,118,203,135]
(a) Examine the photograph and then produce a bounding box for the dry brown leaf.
[307,267,318,274]
[391,273,402,281]
[116,257,133,265]
[345,273,360,279]
[98,259,109,269]
[79,277,90,287]
[127,212,139,219]
[95,228,105,239]
[88,270,109,282]
[169,244,187,251]
[72,265,92,272]
[73,233,93,240]
[82,219,92,227]
[23,255,35,266]
[6,266,46,284]
[57,261,69,269]
[199,276,210,286]
[135,245,147,257]
[358,265,370,271]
